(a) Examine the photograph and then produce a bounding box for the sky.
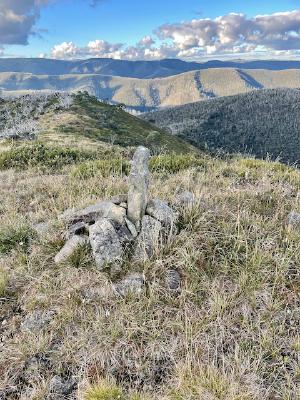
[1,0,300,60]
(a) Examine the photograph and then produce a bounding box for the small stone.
[127,146,151,230]
[21,310,54,333]
[49,375,76,395]
[175,191,196,207]
[63,201,126,225]
[114,273,145,296]
[125,217,138,238]
[89,219,123,270]
[146,198,177,227]
[287,211,300,228]
[54,235,89,264]
[165,269,181,290]
[81,285,115,301]
[133,215,162,262]
[110,194,128,204]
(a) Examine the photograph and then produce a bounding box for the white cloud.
[138,35,155,47]
[156,10,300,56]
[48,10,300,60]
[51,42,79,59]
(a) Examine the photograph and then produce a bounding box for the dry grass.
[0,151,300,399]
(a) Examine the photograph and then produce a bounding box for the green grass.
[0,223,36,254]
[85,380,125,400]
[0,267,8,296]
[72,153,207,179]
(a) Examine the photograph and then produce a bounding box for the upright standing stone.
[127,146,151,230]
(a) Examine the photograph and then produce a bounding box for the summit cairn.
[54,147,192,291]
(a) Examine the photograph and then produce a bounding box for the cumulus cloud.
[156,10,300,55]
[48,10,300,60]
[0,0,43,45]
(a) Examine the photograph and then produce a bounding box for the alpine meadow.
[0,1,300,400]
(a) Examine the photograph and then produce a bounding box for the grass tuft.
[85,380,125,400]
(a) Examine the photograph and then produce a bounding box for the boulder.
[114,273,145,296]
[146,198,177,227]
[54,235,89,264]
[133,215,162,261]
[127,146,151,230]
[89,218,124,270]
[64,201,126,225]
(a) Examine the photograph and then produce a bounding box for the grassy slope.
[0,149,300,399]
[143,88,300,164]
[0,92,194,153]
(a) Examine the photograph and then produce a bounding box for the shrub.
[0,223,36,254]
[0,143,99,171]
[72,158,130,179]
[150,153,206,174]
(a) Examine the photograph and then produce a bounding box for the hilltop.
[0,92,193,153]
[143,88,300,164]
[1,142,300,399]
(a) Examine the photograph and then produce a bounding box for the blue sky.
[1,0,300,59]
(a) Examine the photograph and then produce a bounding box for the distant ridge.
[2,58,300,78]
[2,68,300,111]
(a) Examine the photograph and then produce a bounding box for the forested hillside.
[143,88,300,164]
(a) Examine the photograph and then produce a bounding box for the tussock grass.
[0,151,300,399]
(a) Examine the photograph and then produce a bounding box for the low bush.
[0,143,100,171]
[72,158,130,179]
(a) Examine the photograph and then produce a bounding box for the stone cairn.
[55,146,195,294]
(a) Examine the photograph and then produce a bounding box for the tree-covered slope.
[142,88,300,164]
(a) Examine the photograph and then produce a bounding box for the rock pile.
[55,146,193,293]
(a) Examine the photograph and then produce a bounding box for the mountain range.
[2,58,300,111]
